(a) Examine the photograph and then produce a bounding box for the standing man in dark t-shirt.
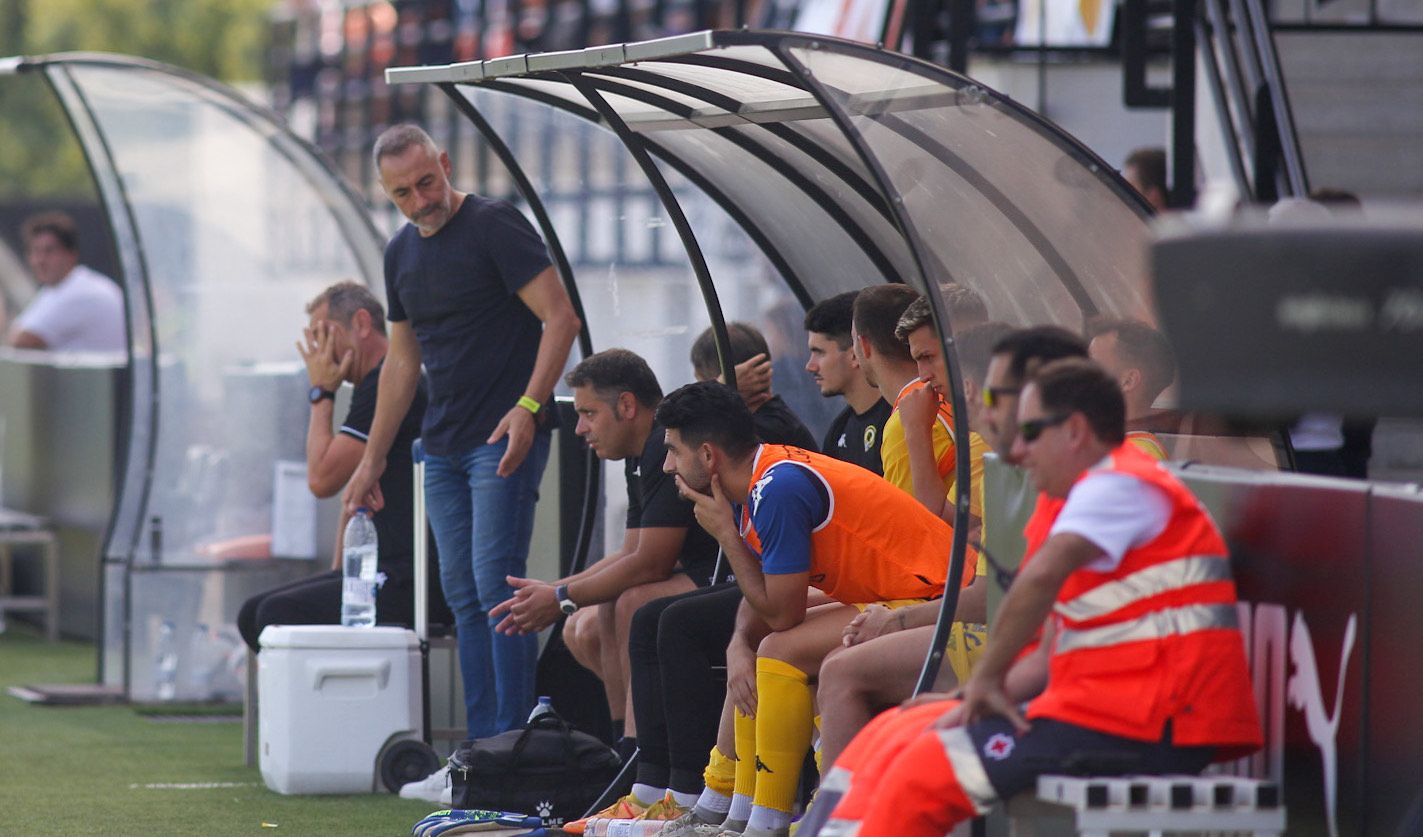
[805,291,891,474]
[238,282,430,651]
[490,349,720,765]
[344,125,581,748]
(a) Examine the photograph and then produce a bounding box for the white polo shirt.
[12,264,125,351]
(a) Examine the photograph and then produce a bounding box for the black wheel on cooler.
[378,738,441,794]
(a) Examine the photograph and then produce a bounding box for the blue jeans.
[424,433,551,739]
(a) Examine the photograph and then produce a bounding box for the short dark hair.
[991,326,1088,384]
[1086,317,1177,402]
[853,284,918,362]
[655,381,758,460]
[690,322,771,380]
[956,321,1015,383]
[307,281,387,335]
[373,123,438,169]
[1032,358,1126,445]
[1125,147,1167,195]
[565,348,663,409]
[21,211,79,253]
[803,291,858,349]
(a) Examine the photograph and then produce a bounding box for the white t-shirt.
[1049,468,1172,573]
[12,264,126,352]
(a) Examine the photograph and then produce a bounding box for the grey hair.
[372,124,438,169]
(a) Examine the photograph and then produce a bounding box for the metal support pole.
[1169,0,1199,208]
[438,83,603,573]
[565,73,739,393]
[775,41,971,695]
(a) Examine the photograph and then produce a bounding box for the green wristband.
[517,395,541,415]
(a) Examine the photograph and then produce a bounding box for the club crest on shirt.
[863,425,877,452]
[751,471,774,516]
[983,733,1014,761]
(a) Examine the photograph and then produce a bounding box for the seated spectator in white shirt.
[6,211,125,352]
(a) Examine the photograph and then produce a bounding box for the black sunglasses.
[981,386,1020,409]
[1018,413,1071,443]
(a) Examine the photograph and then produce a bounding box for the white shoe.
[398,763,450,803]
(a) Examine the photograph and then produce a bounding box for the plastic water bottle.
[587,819,666,836]
[528,695,554,723]
[154,619,178,701]
[341,509,378,628]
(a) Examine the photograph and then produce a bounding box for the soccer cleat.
[400,764,452,804]
[657,810,728,836]
[636,793,690,822]
[562,793,650,834]
[740,826,789,837]
[411,809,544,837]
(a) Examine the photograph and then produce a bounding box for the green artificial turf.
[0,624,443,835]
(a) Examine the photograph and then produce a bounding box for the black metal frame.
[412,27,1158,694]
[566,72,740,392]
[438,83,605,577]
[771,39,972,694]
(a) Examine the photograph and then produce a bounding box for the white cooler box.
[258,624,423,795]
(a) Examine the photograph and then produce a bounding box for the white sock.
[747,806,794,832]
[696,788,732,813]
[726,793,753,825]
[631,783,665,806]
[671,789,701,808]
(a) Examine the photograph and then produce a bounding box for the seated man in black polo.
[238,281,435,650]
[492,349,721,770]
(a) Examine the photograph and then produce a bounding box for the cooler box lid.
[258,624,418,650]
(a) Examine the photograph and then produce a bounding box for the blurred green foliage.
[0,0,273,202]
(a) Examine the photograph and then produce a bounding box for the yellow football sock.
[733,708,758,799]
[703,744,737,797]
[752,657,814,814]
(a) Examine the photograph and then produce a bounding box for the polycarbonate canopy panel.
[43,57,383,568]
[17,54,384,698]
[389,30,1154,329]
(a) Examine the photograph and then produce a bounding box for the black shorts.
[965,715,1216,801]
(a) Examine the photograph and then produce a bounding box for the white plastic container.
[258,624,422,794]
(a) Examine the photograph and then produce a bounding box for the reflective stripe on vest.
[1052,555,1233,623]
[1054,602,1240,655]
[935,727,996,814]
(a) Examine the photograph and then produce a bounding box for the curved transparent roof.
[390,30,1155,328]
[23,54,384,568]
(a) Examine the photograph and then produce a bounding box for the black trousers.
[628,582,742,793]
[236,569,417,651]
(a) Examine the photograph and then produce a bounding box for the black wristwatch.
[308,385,336,404]
[555,584,579,615]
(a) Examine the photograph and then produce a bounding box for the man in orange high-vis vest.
[656,381,965,837]
[815,324,1085,773]
[816,359,1261,837]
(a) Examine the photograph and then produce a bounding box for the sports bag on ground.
[449,712,621,829]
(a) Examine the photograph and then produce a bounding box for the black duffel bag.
[449,712,621,829]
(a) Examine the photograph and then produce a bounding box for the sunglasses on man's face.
[981,386,1020,409]
[1018,413,1071,443]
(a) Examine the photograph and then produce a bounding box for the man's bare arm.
[487,267,581,477]
[8,330,46,350]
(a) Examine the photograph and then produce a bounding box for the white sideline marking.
[129,781,261,790]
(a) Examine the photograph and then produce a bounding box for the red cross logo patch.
[983,732,1015,761]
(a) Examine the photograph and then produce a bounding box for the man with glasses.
[814,323,1077,771]
[812,359,1261,837]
